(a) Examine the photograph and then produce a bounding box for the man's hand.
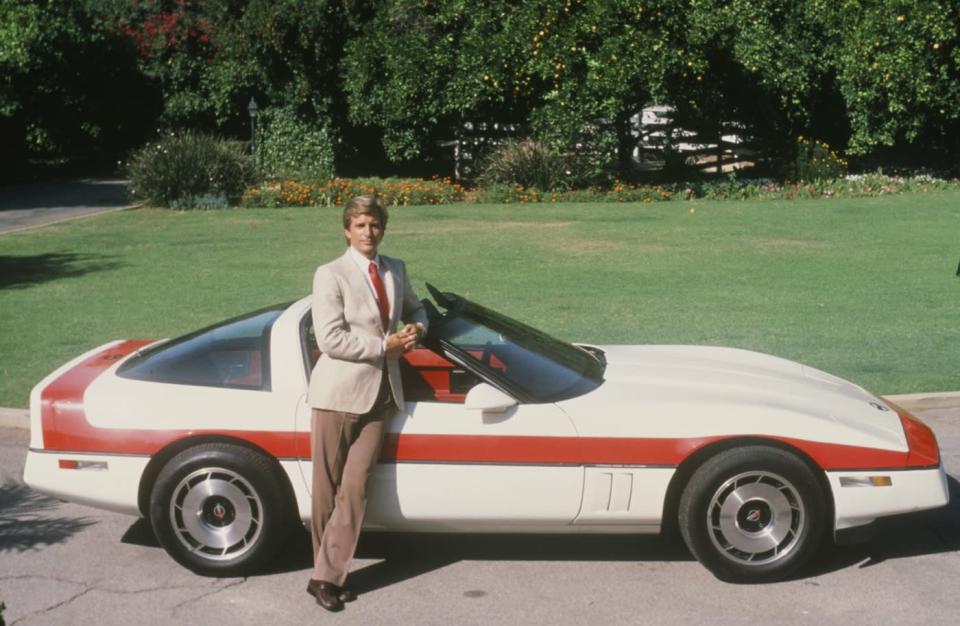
[402,322,425,341]
[385,326,419,356]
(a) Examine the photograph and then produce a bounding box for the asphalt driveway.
[0,179,135,235]
[1,407,958,625]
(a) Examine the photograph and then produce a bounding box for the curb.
[2,392,959,431]
[0,407,28,429]
[884,391,960,412]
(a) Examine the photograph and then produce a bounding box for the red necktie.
[368,262,390,331]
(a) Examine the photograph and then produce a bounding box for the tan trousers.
[310,398,393,585]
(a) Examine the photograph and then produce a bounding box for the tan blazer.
[308,250,428,414]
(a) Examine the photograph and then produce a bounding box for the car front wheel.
[678,446,826,583]
[149,443,292,576]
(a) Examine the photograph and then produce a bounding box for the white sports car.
[23,286,949,582]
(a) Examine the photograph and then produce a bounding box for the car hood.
[559,345,907,451]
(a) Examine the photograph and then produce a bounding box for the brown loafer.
[337,585,357,603]
[306,579,344,612]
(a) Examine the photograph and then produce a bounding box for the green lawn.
[2,192,958,408]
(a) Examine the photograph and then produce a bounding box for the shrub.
[791,136,848,182]
[470,185,555,204]
[477,139,571,192]
[168,193,230,210]
[127,132,256,207]
[472,184,525,204]
[564,121,619,187]
[239,185,284,208]
[255,107,336,182]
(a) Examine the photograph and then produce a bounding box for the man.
[306,195,427,612]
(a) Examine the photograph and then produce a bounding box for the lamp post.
[247,97,259,164]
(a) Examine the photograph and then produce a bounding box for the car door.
[364,389,583,530]
[293,315,584,531]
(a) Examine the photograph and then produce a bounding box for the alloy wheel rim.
[169,467,263,561]
[706,470,805,566]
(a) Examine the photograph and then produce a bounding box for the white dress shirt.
[346,245,395,314]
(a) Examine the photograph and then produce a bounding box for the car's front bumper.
[829,461,950,535]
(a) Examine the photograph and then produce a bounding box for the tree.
[0,0,157,180]
[342,0,528,162]
[98,0,373,143]
[5,0,958,181]
[827,0,960,156]
[343,0,960,173]
[342,1,693,174]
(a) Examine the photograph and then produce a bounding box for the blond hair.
[342,195,388,230]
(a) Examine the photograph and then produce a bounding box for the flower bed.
[242,176,465,207]
[240,173,960,208]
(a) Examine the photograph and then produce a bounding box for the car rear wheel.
[149,443,292,576]
[678,446,826,583]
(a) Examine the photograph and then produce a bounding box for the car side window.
[117,306,283,390]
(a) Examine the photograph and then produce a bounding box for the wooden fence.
[438,106,764,180]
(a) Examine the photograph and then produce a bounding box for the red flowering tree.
[115,0,213,60]
[97,0,217,127]
[97,0,371,145]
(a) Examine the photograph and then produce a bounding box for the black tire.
[678,446,826,583]
[149,443,293,576]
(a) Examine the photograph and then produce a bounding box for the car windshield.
[431,295,605,403]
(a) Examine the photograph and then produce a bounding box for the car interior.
[300,315,485,404]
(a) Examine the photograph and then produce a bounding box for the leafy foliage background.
[2,0,958,181]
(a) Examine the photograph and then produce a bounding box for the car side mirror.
[464,383,518,413]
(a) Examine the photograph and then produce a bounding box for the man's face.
[345,213,384,259]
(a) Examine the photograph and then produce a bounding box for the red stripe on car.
[886,399,941,467]
[380,433,922,470]
[39,341,938,470]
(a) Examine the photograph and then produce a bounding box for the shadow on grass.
[0,484,96,552]
[0,253,121,289]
